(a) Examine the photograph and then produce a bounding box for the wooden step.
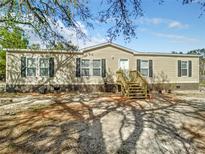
[128,93,145,95]
[129,92,143,95]
[129,86,140,89]
[128,93,146,98]
[128,89,144,92]
[128,83,140,86]
[128,86,142,89]
[128,91,144,94]
[128,94,145,97]
[128,82,140,84]
[128,88,142,91]
[129,96,146,99]
[128,88,143,90]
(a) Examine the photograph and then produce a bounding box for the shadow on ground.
[0,93,204,154]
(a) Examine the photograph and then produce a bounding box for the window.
[93,59,101,76]
[81,59,90,76]
[140,60,149,76]
[119,59,129,70]
[40,58,49,76]
[119,59,129,76]
[80,59,102,76]
[181,61,188,76]
[27,58,37,76]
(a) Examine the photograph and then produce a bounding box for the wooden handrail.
[130,70,148,97]
[116,70,129,95]
[129,70,148,84]
[117,70,148,98]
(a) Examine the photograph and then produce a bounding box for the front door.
[119,59,129,75]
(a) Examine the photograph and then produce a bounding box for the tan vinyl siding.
[6,45,200,86]
[6,52,76,85]
[135,55,199,83]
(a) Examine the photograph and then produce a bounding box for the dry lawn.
[0,91,205,154]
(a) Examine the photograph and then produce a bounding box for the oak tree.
[0,26,28,80]
[0,0,204,42]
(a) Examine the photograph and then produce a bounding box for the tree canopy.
[187,48,205,77]
[0,26,29,80]
[0,0,204,43]
[47,41,78,51]
[187,48,205,57]
[28,43,41,50]
[0,26,29,49]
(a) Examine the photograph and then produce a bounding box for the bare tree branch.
[0,0,204,44]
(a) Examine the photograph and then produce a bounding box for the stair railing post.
[116,69,129,96]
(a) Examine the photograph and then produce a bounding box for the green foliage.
[0,26,28,80]
[187,49,205,81]
[29,44,41,50]
[0,51,6,79]
[187,48,205,57]
[171,51,183,54]
[47,41,78,51]
[0,0,90,43]
[1,0,203,41]
[0,27,28,49]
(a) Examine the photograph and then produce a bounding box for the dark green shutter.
[102,59,106,77]
[188,60,192,77]
[149,60,153,77]
[178,60,181,77]
[76,58,81,77]
[49,57,54,77]
[137,59,141,72]
[21,57,26,77]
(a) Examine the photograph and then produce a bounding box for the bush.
[150,71,175,93]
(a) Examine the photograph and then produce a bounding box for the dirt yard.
[0,91,205,154]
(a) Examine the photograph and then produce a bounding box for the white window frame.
[118,59,129,76]
[181,61,188,77]
[26,57,37,77]
[118,59,129,70]
[92,59,102,76]
[81,59,90,76]
[39,58,50,77]
[140,60,149,77]
[80,59,102,76]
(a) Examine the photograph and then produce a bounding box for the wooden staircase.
[116,70,148,99]
[127,82,146,99]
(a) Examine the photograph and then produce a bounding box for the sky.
[29,0,205,53]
